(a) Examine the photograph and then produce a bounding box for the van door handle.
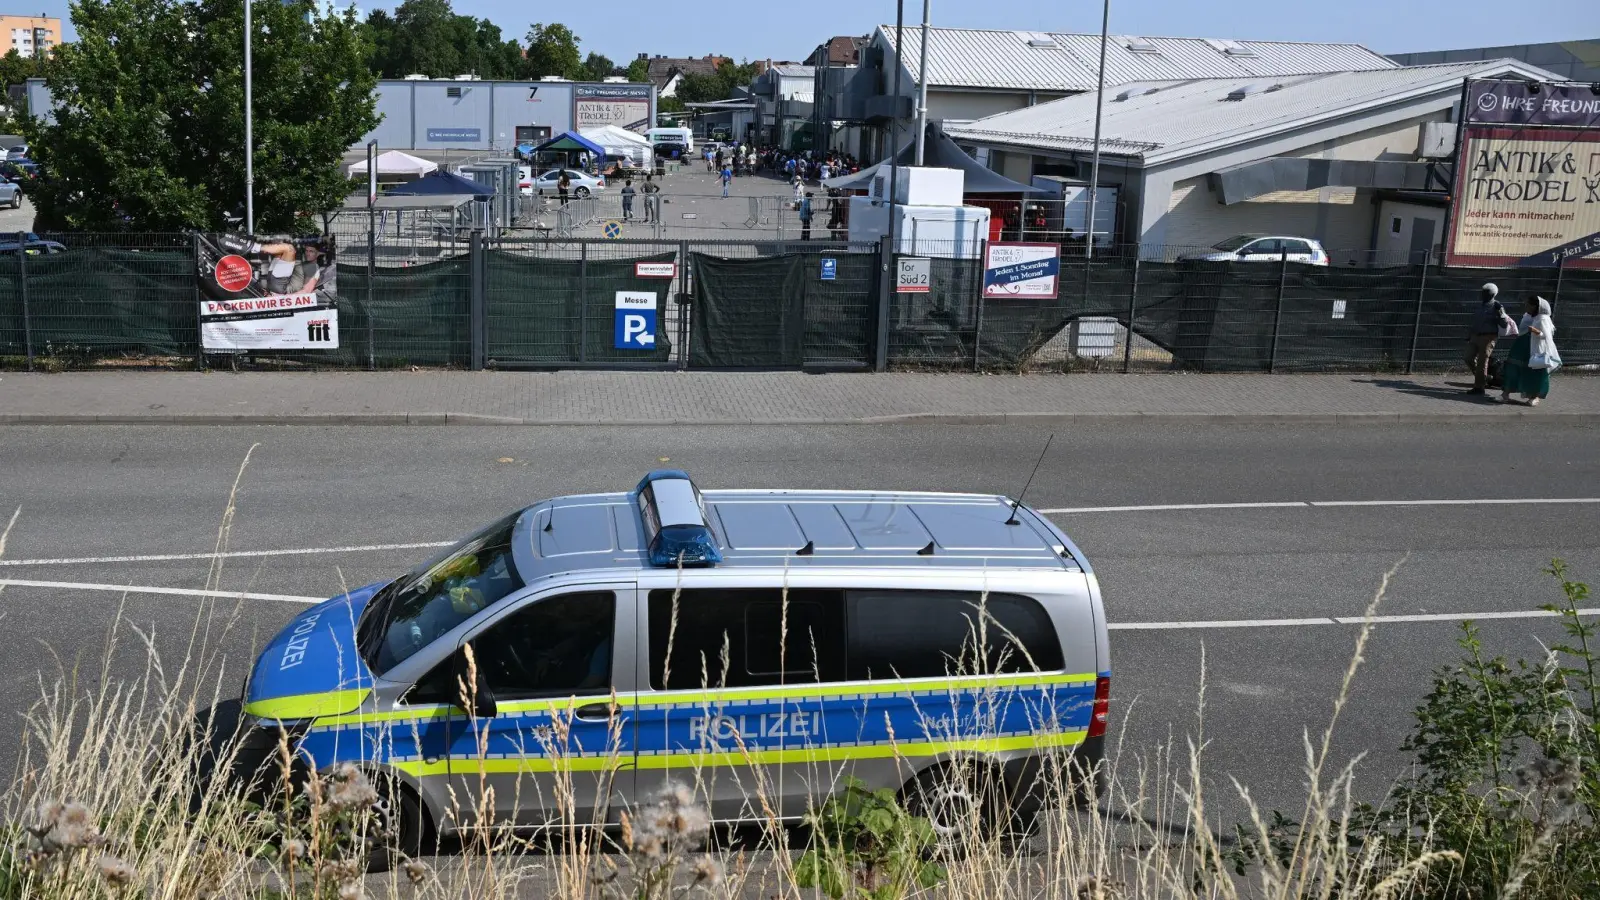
[574,702,622,722]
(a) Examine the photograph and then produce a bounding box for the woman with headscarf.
[1499,296,1559,407]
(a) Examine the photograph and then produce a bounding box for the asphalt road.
[1,421,1597,835]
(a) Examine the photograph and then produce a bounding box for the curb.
[2,411,1596,426]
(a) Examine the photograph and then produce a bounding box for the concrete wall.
[1374,198,1447,265]
[1162,176,1371,260]
[928,89,1031,123]
[1129,97,1464,262]
[25,77,655,152]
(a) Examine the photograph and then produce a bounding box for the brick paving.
[1,370,1596,425]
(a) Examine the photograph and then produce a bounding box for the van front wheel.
[366,776,428,872]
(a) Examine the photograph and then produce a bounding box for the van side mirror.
[451,645,498,719]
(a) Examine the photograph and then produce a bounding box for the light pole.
[1084,0,1109,260]
[244,0,254,235]
[913,0,930,165]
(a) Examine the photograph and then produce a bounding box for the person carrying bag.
[1499,297,1558,407]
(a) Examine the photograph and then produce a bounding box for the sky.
[39,0,1594,65]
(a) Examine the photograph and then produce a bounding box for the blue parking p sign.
[820,258,837,281]
[614,291,657,349]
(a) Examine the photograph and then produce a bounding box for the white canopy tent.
[346,150,438,177]
[580,125,652,167]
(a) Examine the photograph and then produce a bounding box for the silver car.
[0,180,19,209]
[527,168,605,198]
[1180,234,1330,265]
[237,470,1110,864]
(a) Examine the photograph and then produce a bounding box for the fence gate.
[686,243,878,369]
[484,238,682,368]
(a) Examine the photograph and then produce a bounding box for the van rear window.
[846,591,1064,680]
[646,588,1063,690]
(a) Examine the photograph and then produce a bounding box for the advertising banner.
[197,234,340,350]
[1446,127,1600,268]
[1465,80,1600,128]
[575,84,653,134]
[983,242,1061,298]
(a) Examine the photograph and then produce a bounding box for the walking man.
[799,191,814,241]
[1465,282,1505,395]
[621,179,636,222]
[642,175,661,223]
[556,170,571,207]
[720,164,733,198]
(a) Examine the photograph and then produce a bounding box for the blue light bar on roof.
[635,470,722,567]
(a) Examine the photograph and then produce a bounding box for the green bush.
[794,777,945,900]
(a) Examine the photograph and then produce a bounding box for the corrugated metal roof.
[944,60,1558,164]
[879,26,1398,91]
[772,64,816,78]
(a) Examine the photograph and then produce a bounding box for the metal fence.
[1,231,1596,374]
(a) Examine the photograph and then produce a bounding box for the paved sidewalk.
[2,371,1597,425]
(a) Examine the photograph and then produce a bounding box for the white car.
[6,144,27,161]
[1180,235,1330,265]
[524,168,605,198]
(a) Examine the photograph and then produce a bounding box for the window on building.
[846,591,1064,680]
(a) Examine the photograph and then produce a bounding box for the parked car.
[0,160,37,190]
[6,144,28,161]
[1179,234,1330,265]
[527,168,605,198]
[0,237,65,254]
[0,180,21,209]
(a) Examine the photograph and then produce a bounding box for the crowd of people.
[698,143,864,184]
[692,143,863,239]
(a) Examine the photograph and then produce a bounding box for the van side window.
[469,591,615,699]
[846,591,1064,680]
[648,589,846,690]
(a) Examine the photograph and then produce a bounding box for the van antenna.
[1005,433,1054,525]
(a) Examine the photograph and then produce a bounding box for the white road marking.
[0,541,453,568]
[1042,502,1310,514]
[1040,497,1600,514]
[0,578,324,604]
[1,578,1594,630]
[1110,607,1600,630]
[5,497,1597,568]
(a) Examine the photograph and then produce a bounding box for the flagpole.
[244,0,254,234]
[1084,0,1108,260]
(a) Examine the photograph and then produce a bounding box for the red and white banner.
[197,233,340,350]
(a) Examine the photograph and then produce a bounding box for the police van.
[239,470,1110,857]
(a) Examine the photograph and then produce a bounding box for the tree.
[581,51,615,82]
[625,56,649,83]
[364,2,523,80]
[27,0,378,233]
[0,48,48,130]
[523,22,581,80]
[674,59,759,104]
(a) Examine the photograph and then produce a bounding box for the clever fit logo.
[306,319,332,342]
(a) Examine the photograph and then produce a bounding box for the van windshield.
[357,512,526,674]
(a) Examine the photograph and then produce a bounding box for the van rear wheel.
[903,764,1008,849]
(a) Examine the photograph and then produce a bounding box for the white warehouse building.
[944,59,1559,264]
